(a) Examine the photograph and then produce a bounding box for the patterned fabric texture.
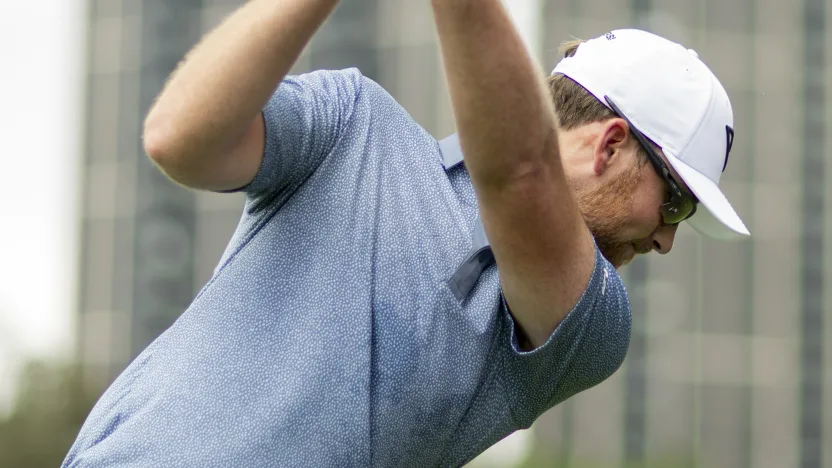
[63,68,632,468]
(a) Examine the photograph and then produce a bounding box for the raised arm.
[143,0,340,191]
[431,0,596,348]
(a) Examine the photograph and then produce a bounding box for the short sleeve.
[227,68,364,205]
[497,244,632,428]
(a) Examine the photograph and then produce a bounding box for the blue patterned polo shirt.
[62,68,632,468]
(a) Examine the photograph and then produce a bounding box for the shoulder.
[285,67,365,87]
[280,68,413,120]
[266,68,370,112]
[494,244,632,424]
[280,67,388,102]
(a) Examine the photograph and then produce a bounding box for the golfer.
[63,0,749,466]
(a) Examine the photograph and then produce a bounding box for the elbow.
[143,133,170,168]
[142,111,177,166]
[142,112,197,185]
[141,116,195,188]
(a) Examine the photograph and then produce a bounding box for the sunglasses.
[605,96,698,225]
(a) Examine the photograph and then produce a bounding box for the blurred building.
[77,1,828,467]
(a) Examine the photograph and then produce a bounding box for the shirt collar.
[438,133,496,301]
[438,133,465,170]
[437,133,488,246]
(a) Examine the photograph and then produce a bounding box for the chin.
[598,245,635,270]
[610,258,628,270]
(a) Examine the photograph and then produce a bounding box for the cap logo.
[605,32,616,40]
[722,125,734,172]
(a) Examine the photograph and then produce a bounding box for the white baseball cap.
[552,29,750,240]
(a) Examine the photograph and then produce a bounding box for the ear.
[592,118,631,175]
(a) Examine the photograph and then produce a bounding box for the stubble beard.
[570,162,647,268]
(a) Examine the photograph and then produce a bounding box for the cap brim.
[664,152,750,240]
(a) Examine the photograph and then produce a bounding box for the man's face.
[571,152,680,269]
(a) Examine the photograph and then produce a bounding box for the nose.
[651,224,678,255]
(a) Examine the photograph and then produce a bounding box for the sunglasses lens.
[661,198,695,225]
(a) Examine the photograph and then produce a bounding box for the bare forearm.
[431,0,559,186]
[143,0,339,163]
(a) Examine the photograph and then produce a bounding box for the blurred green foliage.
[469,444,696,468]
[516,454,697,468]
[0,361,100,468]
